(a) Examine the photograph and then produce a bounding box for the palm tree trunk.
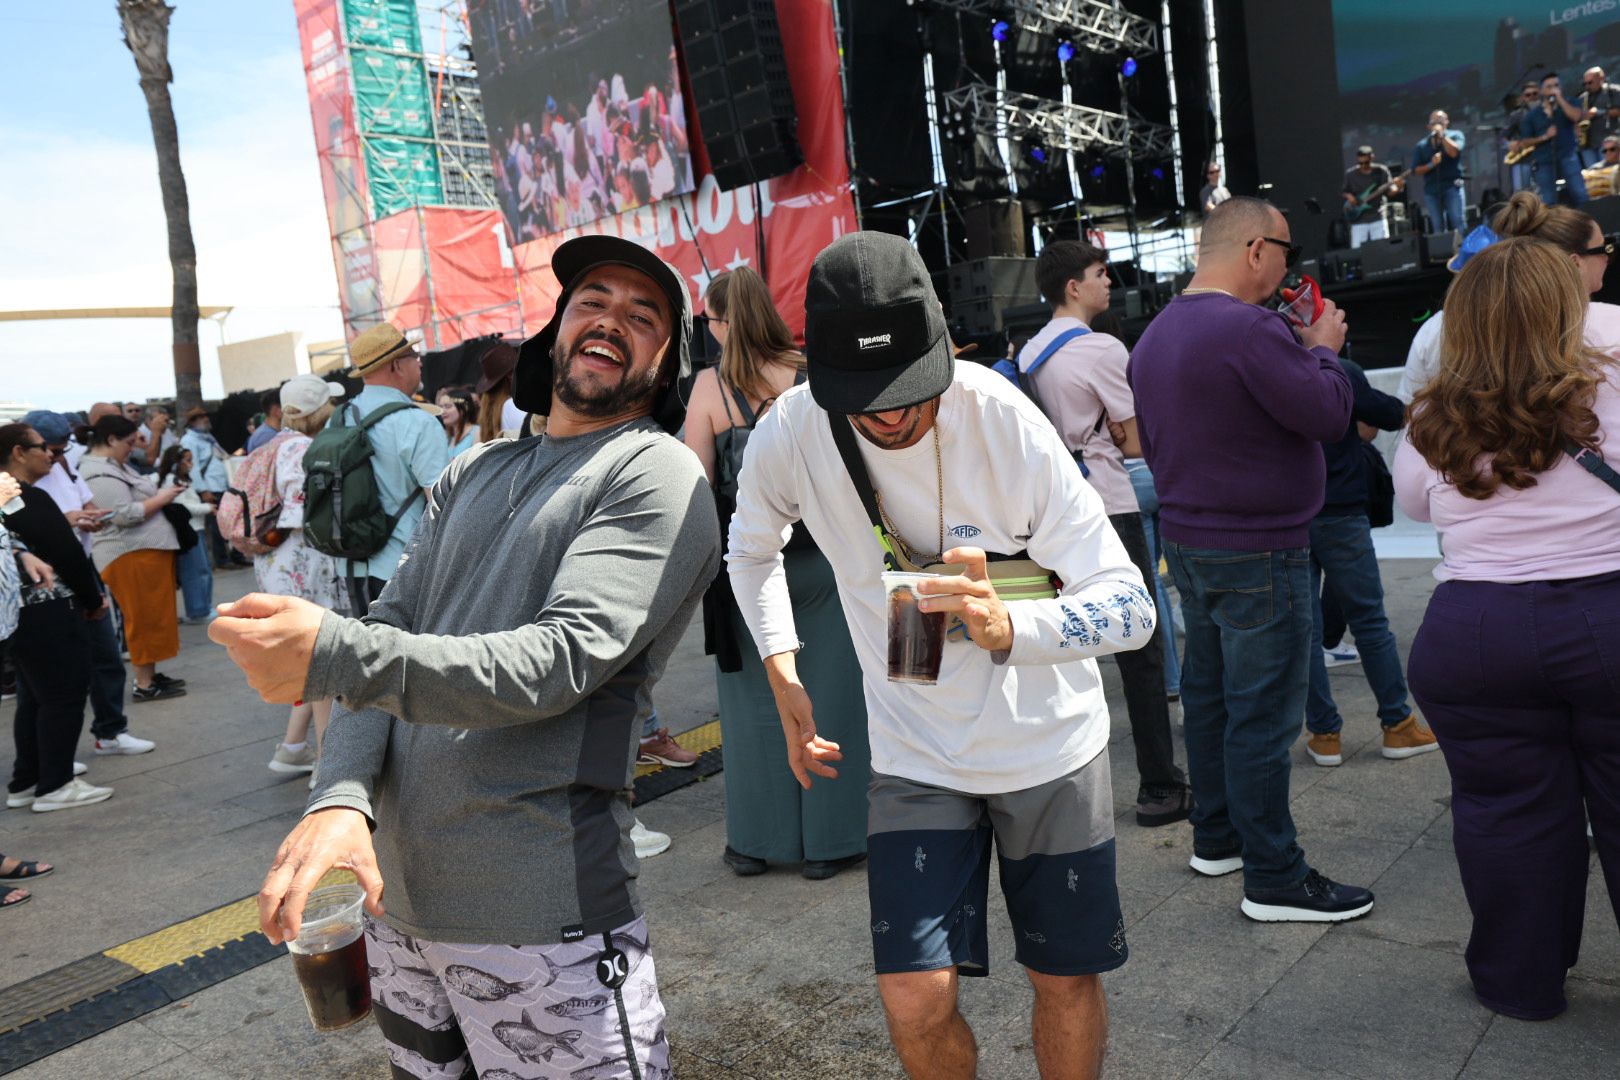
[119,0,201,413]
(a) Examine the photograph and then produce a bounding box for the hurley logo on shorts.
[857,332,893,351]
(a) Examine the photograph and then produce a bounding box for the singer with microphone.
[1520,71,1590,206]
[1409,109,1466,232]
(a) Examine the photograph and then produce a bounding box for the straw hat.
[349,324,417,376]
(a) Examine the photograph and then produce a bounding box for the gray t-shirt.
[305,419,720,945]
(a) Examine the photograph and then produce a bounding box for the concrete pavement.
[2,559,1616,1078]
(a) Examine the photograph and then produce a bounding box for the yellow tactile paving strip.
[104,868,356,974]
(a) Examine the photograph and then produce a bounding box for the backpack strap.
[355,400,420,431]
[1016,327,1090,417]
[826,412,901,571]
[1565,441,1620,495]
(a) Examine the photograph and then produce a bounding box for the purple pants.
[1407,571,1620,1020]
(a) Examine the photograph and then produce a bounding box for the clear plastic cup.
[285,883,372,1032]
[883,571,950,685]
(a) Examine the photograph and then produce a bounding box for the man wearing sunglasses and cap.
[211,235,718,1079]
[727,231,1155,1080]
[1129,197,1373,925]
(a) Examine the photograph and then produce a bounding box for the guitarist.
[1341,146,1403,248]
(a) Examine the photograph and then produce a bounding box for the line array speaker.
[674,0,802,191]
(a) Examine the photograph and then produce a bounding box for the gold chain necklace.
[1180,286,1239,299]
[873,408,945,563]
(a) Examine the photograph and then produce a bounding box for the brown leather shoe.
[1305,731,1342,767]
[637,728,699,768]
[1381,715,1439,760]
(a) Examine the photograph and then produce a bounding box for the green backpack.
[301,401,423,561]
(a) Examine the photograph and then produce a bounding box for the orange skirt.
[102,548,180,667]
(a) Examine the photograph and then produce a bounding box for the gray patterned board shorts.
[866,751,1127,978]
[364,914,671,1080]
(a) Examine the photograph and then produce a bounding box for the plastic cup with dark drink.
[883,571,949,685]
[286,883,373,1032]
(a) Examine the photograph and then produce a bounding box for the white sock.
[282,741,307,753]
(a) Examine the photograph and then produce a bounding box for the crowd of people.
[3,185,1616,1076]
[489,49,691,239]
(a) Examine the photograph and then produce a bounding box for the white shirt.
[34,461,96,555]
[726,362,1154,794]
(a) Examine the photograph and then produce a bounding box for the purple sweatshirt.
[1127,292,1352,551]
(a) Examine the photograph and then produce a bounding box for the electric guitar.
[1344,175,1402,222]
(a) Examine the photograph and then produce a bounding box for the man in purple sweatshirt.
[1129,197,1372,923]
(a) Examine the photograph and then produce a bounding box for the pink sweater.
[1395,358,1620,582]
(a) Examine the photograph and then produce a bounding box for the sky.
[0,1,345,411]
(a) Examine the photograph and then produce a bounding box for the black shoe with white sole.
[151,672,187,690]
[131,682,186,703]
[1241,869,1374,923]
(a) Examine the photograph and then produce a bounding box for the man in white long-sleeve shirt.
[726,232,1154,1080]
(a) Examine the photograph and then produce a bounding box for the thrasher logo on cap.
[857,333,893,351]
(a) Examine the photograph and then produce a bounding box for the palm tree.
[118,0,201,413]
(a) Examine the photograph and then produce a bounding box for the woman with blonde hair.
[682,267,871,879]
[251,375,350,780]
[1395,236,1620,1020]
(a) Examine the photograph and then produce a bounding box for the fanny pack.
[826,412,1061,635]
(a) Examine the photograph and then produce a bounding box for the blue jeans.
[82,600,128,739]
[1306,516,1411,734]
[177,540,214,620]
[1423,184,1466,232]
[1125,459,1180,695]
[1166,543,1311,892]
[1532,153,1590,205]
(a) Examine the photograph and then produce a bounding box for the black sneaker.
[1241,869,1374,923]
[131,682,186,703]
[1136,783,1193,827]
[722,846,767,877]
[802,852,867,881]
[151,672,187,690]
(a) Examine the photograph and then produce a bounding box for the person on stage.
[1503,81,1540,194]
[1521,71,1590,207]
[1341,146,1402,248]
[1580,66,1620,166]
[1410,109,1467,232]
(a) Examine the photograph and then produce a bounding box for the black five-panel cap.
[514,235,694,434]
[804,231,954,415]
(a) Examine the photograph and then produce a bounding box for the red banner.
[297,0,854,347]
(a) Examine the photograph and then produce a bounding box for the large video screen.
[1333,1,1620,196]
[467,0,695,242]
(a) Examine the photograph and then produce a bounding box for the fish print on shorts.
[443,961,549,1002]
[546,995,614,1019]
[610,928,649,955]
[480,1071,525,1080]
[571,1058,630,1080]
[390,989,436,1014]
[492,1009,584,1064]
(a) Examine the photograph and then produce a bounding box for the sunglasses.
[1581,241,1615,257]
[1256,235,1302,267]
[1605,147,1620,154]
[21,441,47,452]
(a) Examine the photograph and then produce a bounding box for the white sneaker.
[1189,852,1244,877]
[631,819,671,859]
[1323,644,1360,668]
[94,731,156,755]
[6,790,33,809]
[73,761,87,776]
[32,777,115,812]
[268,744,317,775]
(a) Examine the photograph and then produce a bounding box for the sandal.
[0,886,30,909]
[0,858,52,881]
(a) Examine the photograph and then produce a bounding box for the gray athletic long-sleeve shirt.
[302,419,719,946]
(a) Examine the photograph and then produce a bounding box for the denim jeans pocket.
[1188,552,1274,631]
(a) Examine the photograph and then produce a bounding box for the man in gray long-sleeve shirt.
[213,236,718,1080]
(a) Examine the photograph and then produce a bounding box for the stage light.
[1091,164,1106,178]
[1056,41,1075,63]
[1150,167,1164,180]
[1121,57,1138,78]
[992,19,1010,42]
[1030,146,1047,164]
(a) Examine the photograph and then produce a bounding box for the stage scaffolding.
[307,0,522,349]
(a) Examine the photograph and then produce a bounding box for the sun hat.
[348,324,418,376]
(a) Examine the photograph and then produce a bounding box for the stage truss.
[912,0,1157,56]
[944,80,1175,160]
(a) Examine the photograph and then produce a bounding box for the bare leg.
[132,662,155,689]
[311,699,333,753]
[877,969,975,1080]
[1028,970,1108,1080]
[282,702,313,747]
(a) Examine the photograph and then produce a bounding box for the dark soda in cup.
[287,884,373,1032]
[884,572,947,684]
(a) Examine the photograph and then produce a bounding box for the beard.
[551,329,665,418]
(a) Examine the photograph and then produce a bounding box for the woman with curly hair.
[1395,236,1620,1021]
